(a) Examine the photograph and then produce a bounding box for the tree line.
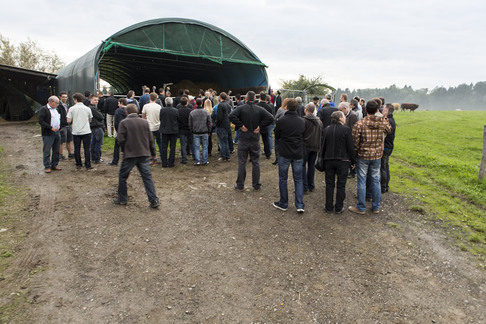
[333,82,486,111]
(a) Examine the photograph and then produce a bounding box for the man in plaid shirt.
[349,99,392,215]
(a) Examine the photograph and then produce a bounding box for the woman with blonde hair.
[203,99,215,155]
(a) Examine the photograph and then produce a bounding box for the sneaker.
[150,199,160,208]
[113,198,127,205]
[297,208,305,214]
[372,209,380,214]
[335,207,345,214]
[194,162,201,166]
[59,154,66,160]
[108,162,117,166]
[202,161,209,166]
[272,202,287,211]
[325,208,334,213]
[348,206,365,215]
[234,184,244,191]
[68,153,74,158]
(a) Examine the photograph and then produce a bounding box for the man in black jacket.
[321,111,356,213]
[38,96,62,173]
[159,101,179,167]
[177,96,193,164]
[57,92,73,160]
[216,92,232,161]
[302,103,323,193]
[88,95,105,164]
[229,91,274,190]
[257,92,274,159]
[317,101,339,129]
[381,104,396,193]
[108,98,128,166]
[103,91,118,138]
[273,99,305,213]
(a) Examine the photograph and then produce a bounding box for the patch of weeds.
[386,222,400,229]
[1,250,13,258]
[409,205,425,213]
[469,234,482,244]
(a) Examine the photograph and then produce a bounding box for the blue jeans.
[303,149,318,191]
[90,128,104,162]
[356,158,381,211]
[42,131,60,169]
[118,156,158,203]
[267,123,274,154]
[73,133,91,168]
[179,132,193,163]
[277,156,304,209]
[234,129,239,143]
[193,134,208,163]
[217,127,230,159]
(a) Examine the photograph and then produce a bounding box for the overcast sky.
[2,0,485,91]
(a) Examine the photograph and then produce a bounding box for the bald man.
[38,96,62,173]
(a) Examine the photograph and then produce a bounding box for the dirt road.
[1,123,485,323]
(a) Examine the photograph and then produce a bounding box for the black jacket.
[159,106,179,134]
[216,101,232,129]
[384,113,396,151]
[89,105,104,129]
[103,95,119,115]
[317,106,339,128]
[114,107,127,131]
[57,103,69,128]
[177,105,192,133]
[303,114,323,152]
[321,123,356,164]
[275,111,305,159]
[229,102,274,142]
[38,105,56,136]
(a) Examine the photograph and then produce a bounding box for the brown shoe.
[52,166,62,171]
[348,206,365,215]
[45,168,51,173]
[372,209,380,214]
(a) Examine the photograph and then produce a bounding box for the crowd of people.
[39,87,396,212]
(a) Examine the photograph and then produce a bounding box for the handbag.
[315,153,325,172]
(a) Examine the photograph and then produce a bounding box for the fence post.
[479,125,486,180]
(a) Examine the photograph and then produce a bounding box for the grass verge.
[389,111,486,261]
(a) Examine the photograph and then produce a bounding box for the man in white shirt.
[67,92,93,170]
[38,96,61,173]
[142,92,162,164]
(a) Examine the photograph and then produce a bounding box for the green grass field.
[390,111,486,258]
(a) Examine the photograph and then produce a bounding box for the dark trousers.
[118,156,158,203]
[261,129,271,158]
[324,159,349,212]
[303,149,318,191]
[236,140,261,189]
[381,149,392,192]
[42,131,60,169]
[112,138,120,165]
[73,133,91,168]
[161,133,177,167]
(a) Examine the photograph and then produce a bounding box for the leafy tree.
[280,74,335,97]
[0,34,64,73]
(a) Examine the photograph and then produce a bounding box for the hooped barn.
[57,18,269,96]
